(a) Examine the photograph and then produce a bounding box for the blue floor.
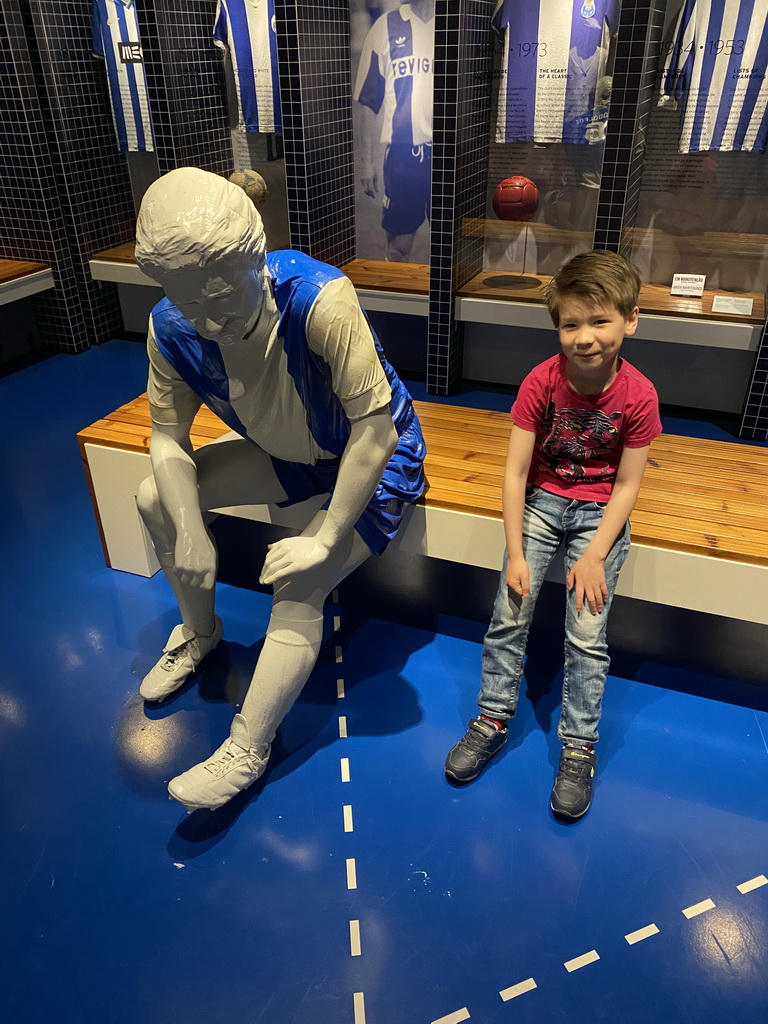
[1,341,767,1024]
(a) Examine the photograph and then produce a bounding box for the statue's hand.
[259,536,332,586]
[173,531,217,588]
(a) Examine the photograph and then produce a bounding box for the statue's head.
[136,167,268,345]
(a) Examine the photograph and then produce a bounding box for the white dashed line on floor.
[333,615,341,632]
[343,804,353,832]
[499,977,537,1001]
[338,716,348,738]
[564,950,600,973]
[337,678,345,698]
[346,858,357,890]
[682,898,716,919]
[737,874,768,894]
[335,645,343,663]
[431,1009,470,1024]
[625,923,660,945]
[349,920,361,956]
[340,758,351,782]
[353,992,366,1023]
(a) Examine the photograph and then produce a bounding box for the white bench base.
[83,442,768,626]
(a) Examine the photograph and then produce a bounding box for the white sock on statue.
[240,613,324,750]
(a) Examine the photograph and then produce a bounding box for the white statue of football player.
[134,168,425,812]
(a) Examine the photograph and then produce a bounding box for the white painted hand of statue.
[173,530,217,588]
[259,535,332,586]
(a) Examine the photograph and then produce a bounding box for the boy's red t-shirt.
[511,354,662,502]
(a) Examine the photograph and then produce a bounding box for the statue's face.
[162,257,264,346]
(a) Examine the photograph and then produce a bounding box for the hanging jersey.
[214,0,282,133]
[91,0,154,152]
[492,0,618,145]
[353,4,434,146]
[659,0,768,153]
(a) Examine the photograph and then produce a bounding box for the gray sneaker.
[444,717,507,783]
[140,616,223,702]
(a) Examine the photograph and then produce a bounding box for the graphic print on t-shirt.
[539,402,622,480]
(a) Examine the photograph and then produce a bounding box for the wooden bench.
[0,259,55,306]
[78,395,768,625]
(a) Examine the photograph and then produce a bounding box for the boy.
[444,250,661,819]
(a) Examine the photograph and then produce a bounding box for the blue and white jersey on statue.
[214,0,282,133]
[492,0,618,145]
[659,0,768,153]
[353,4,434,146]
[148,251,415,462]
[147,251,425,552]
[91,0,154,152]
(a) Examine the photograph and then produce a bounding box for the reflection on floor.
[1,341,767,1024]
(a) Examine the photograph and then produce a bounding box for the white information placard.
[670,274,706,297]
[711,295,754,317]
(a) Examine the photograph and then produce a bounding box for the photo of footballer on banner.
[351,1,434,263]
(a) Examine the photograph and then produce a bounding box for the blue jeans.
[478,486,631,747]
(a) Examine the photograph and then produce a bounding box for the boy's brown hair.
[541,249,641,326]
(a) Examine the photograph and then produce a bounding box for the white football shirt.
[492,0,618,145]
[214,0,282,134]
[353,4,434,147]
[92,0,154,152]
[660,0,768,153]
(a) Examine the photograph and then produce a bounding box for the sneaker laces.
[162,637,199,671]
[204,741,244,775]
[464,720,500,751]
[559,752,592,781]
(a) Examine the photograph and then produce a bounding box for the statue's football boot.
[139,616,224,702]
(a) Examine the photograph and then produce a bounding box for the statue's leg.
[137,435,289,701]
[239,508,372,748]
[168,509,373,810]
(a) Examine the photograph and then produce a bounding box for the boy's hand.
[506,555,530,598]
[567,554,608,615]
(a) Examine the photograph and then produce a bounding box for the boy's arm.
[502,425,536,596]
[568,444,651,614]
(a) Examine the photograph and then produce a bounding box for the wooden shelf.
[92,242,136,263]
[340,258,429,295]
[457,270,765,324]
[0,259,49,285]
[90,243,764,324]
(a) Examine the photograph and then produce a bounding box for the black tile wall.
[137,0,231,177]
[593,1,666,257]
[741,318,768,441]
[275,0,355,266]
[428,0,494,396]
[26,0,139,350]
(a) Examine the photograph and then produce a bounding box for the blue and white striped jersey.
[660,0,768,153]
[91,0,154,152]
[353,4,434,147]
[492,0,618,145]
[214,0,282,134]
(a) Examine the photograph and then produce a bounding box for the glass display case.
[459,0,620,304]
[626,0,768,324]
[460,0,767,327]
[347,0,434,295]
